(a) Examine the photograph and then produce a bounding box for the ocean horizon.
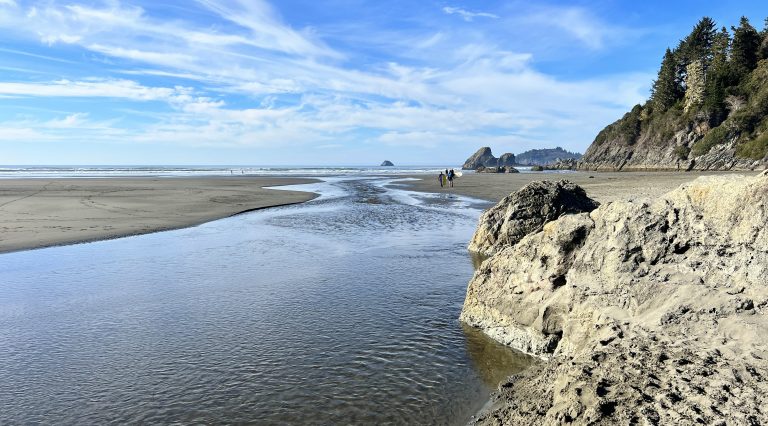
[0,165,550,179]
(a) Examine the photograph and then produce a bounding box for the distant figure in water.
[438,171,444,188]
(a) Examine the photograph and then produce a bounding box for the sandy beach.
[401,170,762,203]
[0,177,317,254]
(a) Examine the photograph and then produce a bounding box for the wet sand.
[400,170,762,204]
[0,177,317,253]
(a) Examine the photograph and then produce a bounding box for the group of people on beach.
[438,169,456,188]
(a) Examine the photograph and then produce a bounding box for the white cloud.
[0,79,189,102]
[0,1,650,157]
[443,6,499,22]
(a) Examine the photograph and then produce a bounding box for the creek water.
[0,178,532,425]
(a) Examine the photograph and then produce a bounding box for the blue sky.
[0,0,765,165]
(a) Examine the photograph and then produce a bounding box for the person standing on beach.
[438,171,444,188]
[448,169,455,188]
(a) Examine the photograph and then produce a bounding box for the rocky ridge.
[462,172,768,424]
[516,147,582,166]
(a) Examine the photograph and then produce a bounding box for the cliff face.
[578,103,766,171]
[462,172,768,424]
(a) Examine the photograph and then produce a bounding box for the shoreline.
[0,176,319,254]
[399,170,762,203]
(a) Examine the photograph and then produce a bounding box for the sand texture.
[401,170,762,204]
[462,172,768,424]
[0,177,317,253]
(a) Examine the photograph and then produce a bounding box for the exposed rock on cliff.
[463,172,768,424]
[463,148,516,170]
[380,160,394,166]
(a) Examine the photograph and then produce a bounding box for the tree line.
[651,16,768,126]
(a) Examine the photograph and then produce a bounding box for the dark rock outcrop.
[462,147,515,170]
[380,160,394,166]
[476,166,519,174]
[467,180,599,255]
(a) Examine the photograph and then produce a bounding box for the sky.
[0,0,765,165]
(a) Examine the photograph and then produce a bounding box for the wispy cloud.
[0,79,190,102]
[519,5,627,50]
[442,6,499,22]
[0,0,650,162]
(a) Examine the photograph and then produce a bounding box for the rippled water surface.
[0,178,532,425]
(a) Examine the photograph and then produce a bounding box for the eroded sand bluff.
[462,171,768,424]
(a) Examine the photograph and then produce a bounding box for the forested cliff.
[579,17,768,171]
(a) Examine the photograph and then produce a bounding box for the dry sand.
[0,177,317,253]
[400,170,761,204]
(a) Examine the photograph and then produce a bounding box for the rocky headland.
[573,17,768,172]
[461,172,768,424]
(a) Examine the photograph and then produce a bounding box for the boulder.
[530,165,544,171]
[463,173,768,424]
[380,160,394,166]
[467,180,599,255]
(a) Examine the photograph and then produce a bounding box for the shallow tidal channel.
[0,177,532,425]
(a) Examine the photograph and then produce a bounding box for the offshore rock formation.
[463,172,768,424]
[380,160,394,166]
[462,147,516,170]
[467,181,599,256]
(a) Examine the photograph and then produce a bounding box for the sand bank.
[0,177,317,253]
[400,170,761,204]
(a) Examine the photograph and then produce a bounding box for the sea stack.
[462,147,516,170]
[462,172,768,424]
[380,160,394,166]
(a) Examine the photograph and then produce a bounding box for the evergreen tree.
[759,17,768,60]
[730,17,761,78]
[704,27,733,125]
[652,48,683,111]
[679,17,717,67]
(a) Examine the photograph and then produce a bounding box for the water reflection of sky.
[0,177,532,425]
